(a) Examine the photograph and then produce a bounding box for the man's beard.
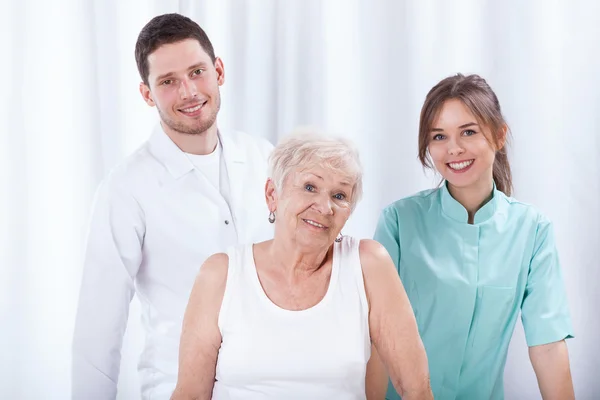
[158,95,220,135]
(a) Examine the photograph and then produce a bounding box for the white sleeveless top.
[212,236,371,400]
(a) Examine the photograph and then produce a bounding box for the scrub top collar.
[440,180,499,224]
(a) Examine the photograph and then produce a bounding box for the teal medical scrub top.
[374,182,573,400]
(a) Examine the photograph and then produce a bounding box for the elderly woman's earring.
[335,232,343,242]
[268,211,276,223]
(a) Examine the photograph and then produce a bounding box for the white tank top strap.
[337,236,369,314]
[217,245,243,332]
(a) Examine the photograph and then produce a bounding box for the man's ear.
[214,57,225,86]
[139,82,155,107]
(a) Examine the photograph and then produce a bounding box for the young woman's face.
[427,99,502,191]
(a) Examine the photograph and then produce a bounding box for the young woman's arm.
[529,340,575,400]
[521,217,574,400]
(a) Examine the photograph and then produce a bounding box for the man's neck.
[161,121,219,155]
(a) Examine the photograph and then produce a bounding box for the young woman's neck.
[447,177,494,224]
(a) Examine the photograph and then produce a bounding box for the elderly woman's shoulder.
[197,252,230,282]
[357,239,393,265]
[355,239,399,282]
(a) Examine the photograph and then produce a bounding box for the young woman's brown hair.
[418,73,513,196]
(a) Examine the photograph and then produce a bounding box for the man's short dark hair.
[135,13,216,85]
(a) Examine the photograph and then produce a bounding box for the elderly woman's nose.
[313,193,334,214]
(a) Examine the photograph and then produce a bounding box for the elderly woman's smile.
[302,218,328,229]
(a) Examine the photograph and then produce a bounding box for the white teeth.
[181,104,203,113]
[304,219,325,228]
[448,160,474,170]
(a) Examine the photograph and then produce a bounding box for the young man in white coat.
[71,13,274,399]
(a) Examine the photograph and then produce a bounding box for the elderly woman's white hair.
[268,128,363,210]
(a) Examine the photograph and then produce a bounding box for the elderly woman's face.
[271,165,354,247]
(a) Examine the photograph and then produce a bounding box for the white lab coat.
[72,124,274,399]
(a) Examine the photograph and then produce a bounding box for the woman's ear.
[496,124,508,150]
[264,178,277,212]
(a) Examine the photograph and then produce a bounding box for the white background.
[1,1,598,399]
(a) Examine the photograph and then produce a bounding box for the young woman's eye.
[432,134,445,141]
[463,129,477,136]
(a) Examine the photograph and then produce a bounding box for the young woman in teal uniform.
[374,74,575,400]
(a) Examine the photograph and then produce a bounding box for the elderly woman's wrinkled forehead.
[285,164,357,189]
[268,132,364,208]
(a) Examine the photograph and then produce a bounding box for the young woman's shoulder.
[498,192,553,227]
[381,187,441,220]
[500,193,553,236]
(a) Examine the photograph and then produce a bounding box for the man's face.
[140,39,224,136]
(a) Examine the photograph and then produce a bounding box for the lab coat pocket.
[472,286,516,350]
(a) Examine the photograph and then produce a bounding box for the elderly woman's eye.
[334,193,346,200]
[305,184,315,192]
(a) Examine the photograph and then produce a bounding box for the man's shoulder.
[223,129,274,158]
[99,141,157,193]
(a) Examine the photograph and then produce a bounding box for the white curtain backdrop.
[2,0,599,399]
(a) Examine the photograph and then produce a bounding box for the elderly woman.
[171,132,433,400]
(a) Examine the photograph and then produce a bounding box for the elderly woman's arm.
[365,344,389,400]
[171,254,229,400]
[360,239,433,400]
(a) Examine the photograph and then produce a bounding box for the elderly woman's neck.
[269,239,331,277]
